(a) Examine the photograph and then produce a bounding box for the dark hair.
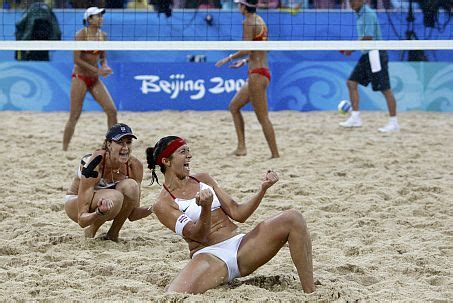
[245,0,257,13]
[145,136,181,185]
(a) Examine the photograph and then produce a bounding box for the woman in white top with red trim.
[146,136,315,294]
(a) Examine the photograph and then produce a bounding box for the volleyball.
[338,100,351,114]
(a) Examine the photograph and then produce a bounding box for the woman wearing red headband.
[63,7,117,151]
[215,0,279,158]
[146,136,314,294]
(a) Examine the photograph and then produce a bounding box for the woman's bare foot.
[233,148,247,156]
[105,231,119,242]
[84,225,96,238]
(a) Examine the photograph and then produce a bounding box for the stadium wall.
[0,61,451,112]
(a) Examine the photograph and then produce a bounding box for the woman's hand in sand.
[261,169,279,191]
[96,198,113,215]
[195,189,213,207]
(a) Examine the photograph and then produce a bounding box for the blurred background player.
[63,7,117,151]
[340,0,400,133]
[216,0,280,158]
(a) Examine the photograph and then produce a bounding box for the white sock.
[351,111,360,119]
[389,116,398,125]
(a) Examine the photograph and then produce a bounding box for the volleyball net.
[0,0,452,51]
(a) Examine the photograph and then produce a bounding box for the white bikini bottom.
[192,233,245,281]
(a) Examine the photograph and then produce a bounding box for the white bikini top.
[164,178,221,222]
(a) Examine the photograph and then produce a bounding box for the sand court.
[0,110,451,301]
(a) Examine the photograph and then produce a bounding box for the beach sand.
[0,110,452,301]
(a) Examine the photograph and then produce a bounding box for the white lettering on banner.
[209,77,246,94]
[134,74,245,100]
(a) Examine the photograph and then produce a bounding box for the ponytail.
[145,146,160,185]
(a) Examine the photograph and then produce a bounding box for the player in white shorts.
[146,136,315,294]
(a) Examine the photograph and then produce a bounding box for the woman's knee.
[67,111,82,124]
[282,209,308,231]
[229,101,241,114]
[64,200,79,223]
[116,179,140,201]
[105,107,117,119]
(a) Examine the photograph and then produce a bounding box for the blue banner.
[1,61,452,112]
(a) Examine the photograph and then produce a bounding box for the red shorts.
[249,68,271,81]
[72,73,99,89]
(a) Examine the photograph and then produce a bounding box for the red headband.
[156,138,186,166]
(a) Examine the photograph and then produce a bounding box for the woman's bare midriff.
[248,50,268,71]
[73,52,100,76]
[188,208,241,256]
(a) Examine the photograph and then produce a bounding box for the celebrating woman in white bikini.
[63,7,117,151]
[146,136,314,294]
[64,123,152,241]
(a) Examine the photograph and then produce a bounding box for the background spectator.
[258,0,279,8]
[71,0,105,8]
[198,0,221,8]
[15,0,61,61]
[313,0,340,9]
[127,0,154,9]
[280,0,309,9]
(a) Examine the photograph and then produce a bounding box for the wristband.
[228,54,233,62]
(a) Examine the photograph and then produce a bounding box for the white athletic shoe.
[378,122,400,133]
[339,116,362,128]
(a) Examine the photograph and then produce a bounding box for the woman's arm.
[153,189,213,243]
[99,33,107,66]
[77,177,101,227]
[127,157,153,221]
[76,152,115,227]
[76,153,104,227]
[229,19,255,59]
[215,21,253,67]
[98,32,113,77]
[195,171,278,223]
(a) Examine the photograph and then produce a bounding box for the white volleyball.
[338,100,351,114]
